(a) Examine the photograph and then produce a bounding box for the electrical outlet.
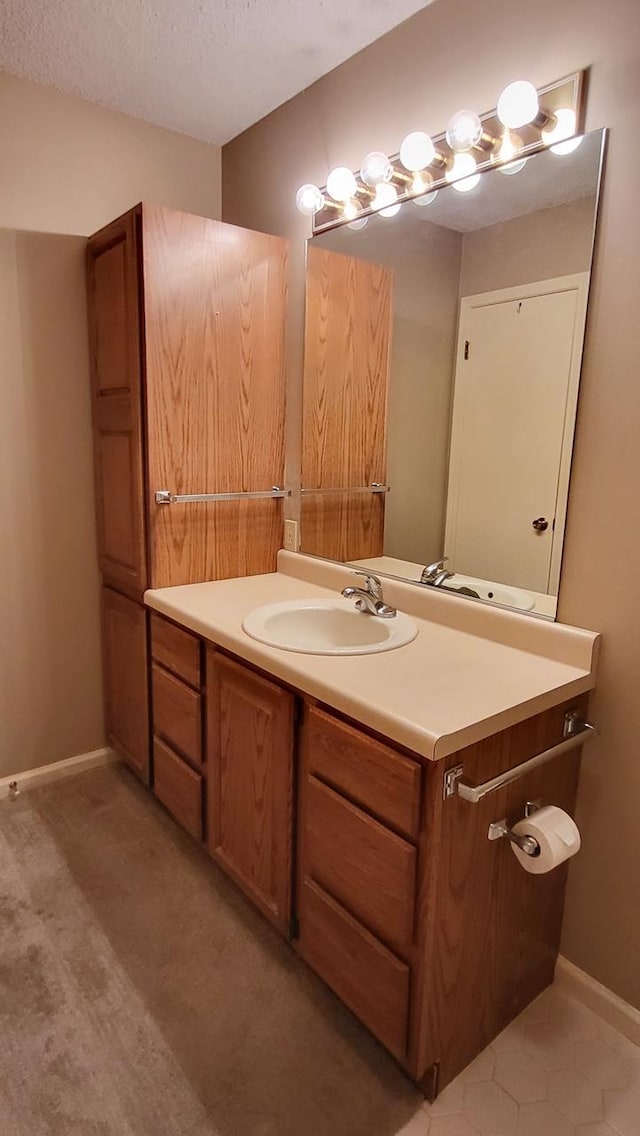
[283,519,299,552]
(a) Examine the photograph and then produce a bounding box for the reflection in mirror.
[300,130,605,619]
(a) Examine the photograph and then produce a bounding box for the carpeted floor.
[0,763,420,1136]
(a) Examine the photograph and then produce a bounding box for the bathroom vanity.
[143,551,599,1097]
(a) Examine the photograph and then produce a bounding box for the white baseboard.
[555,955,640,1047]
[0,747,119,800]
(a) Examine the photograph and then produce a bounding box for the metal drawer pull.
[300,483,390,495]
[443,711,596,802]
[155,487,290,504]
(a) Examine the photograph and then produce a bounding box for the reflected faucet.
[420,558,454,587]
[341,571,397,618]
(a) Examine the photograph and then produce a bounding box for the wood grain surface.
[142,205,288,586]
[301,245,393,562]
[206,651,295,935]
[101,586,149,780]
[304,774,416,956]
[304,705,421,840]
[87,209,147,598]
[298,878,410,1062]
[151,663,203,768]
[410,696,588,1092]
[153,737,204,841]
[150,612,201,689]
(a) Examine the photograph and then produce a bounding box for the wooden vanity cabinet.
[206,651,295,936]
[296,696,588,1097]
[113,605,589,1098]
[86,205,289,782]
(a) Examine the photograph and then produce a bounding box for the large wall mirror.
[299,128,606,619]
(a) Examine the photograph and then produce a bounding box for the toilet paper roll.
[510,805,581,875]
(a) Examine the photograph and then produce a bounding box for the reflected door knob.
[532,517,549,532]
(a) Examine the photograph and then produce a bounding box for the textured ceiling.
[0,0,436,144]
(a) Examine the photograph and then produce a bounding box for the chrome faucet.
[341,571,397,618]
[420,557,454,587]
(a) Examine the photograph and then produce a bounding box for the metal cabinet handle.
[532,517,549,532]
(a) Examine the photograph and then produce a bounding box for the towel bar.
[300,483,390,495]
[443,711,596,802]
[155,487,290,504]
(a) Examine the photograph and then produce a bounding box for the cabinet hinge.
[464,340,470,360]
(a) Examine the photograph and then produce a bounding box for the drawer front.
[153,738,203,841]
[298,878,410,1061]
[305,775,416,954]
[304,706,421,840]
[151,613,201,688]
[152,663,202,766]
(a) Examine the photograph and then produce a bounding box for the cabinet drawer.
[152,663,202,766]
[153,738,203,841]
[151,613,201,688]
[304,706,421,840]
[298,878,410,1061]
[305,775,416,954]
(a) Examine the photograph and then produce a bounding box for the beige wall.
[460,197,597,297]
[0,72,221,779]
[222,0,640,1008]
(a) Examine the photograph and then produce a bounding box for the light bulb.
[348,216,369,230]
[399,131,436,171]
[326,166,357,202]
[446,109,483,153]
[373,183,401,218]
[446,153,481,192]
[497,80,539,129]
[360,151,392,187]
[542,108,583,155]
[295,183,325,215]
[412,189,439,207]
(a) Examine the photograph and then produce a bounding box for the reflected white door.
[444,276,588,593]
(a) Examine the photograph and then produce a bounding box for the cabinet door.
[101,587,149,781]
[87,210,147,599]
[142,206,289,587]
[207,652,294,935]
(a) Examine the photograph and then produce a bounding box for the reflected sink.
[242,599,418,656]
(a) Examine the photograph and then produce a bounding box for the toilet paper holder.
[488,801,541,857]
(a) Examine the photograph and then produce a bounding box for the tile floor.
[397,985,640,1136]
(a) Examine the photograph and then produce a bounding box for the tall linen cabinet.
[86,204,289,781]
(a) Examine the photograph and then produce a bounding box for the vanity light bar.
[296,72,585,235]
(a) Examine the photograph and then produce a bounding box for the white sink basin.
[242,599,418,656]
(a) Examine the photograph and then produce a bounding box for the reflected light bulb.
[399,131,436,171]
[360,151,392,187]
[494,131,528,176]
[374,183,401,217]
[446,153,481,192]
[412,188,439,207]
[295,183,325,215]
[341,198,360,221]
[542,108,583,155]
[446,109,483,153]
[348,216,369,230]
[497,80,539,129]
[326,166,357,202]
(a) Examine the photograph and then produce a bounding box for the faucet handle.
[351,570,383,599]
[424,557,449,574]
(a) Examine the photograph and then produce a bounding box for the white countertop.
[144,553,599,762]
